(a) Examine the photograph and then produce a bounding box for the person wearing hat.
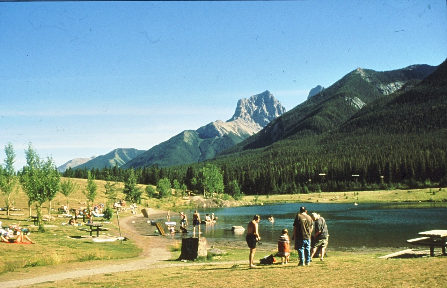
[292,206,313,266]
[310,213,329,261]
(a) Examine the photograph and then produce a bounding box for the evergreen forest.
[63,59,447,197]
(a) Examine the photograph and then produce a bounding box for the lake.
[174,202,447,249]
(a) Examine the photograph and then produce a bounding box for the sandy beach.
[120,208,277,253]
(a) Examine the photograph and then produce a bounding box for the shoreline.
[123,208,419,256]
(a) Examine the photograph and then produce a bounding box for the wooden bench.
[406,237,430,244]
[78,227,108,232]
[155,222,166,236]
[79,228,92,232]
[407,236,447,256]
[30,216,38,225]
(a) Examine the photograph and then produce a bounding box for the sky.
[1,1,446,170]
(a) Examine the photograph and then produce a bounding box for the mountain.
[199,60,446,195]
[123,91,285,169]
[307,85,324,99]
[220,64,436,155]
[339,61,447,134]
[57,156,95,173]
[73,148,145,170]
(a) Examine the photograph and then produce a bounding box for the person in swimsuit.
[192,210,201,236]
[246,214,261,268]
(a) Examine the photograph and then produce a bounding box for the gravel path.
[1,209,254,288]
[1,210,178,288]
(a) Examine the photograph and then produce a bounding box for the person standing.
[310,212,329,261]
[246,215,261,268]
[292,206,313,266]
[277,228,290,264]
[180,212,187,228]
[192,210,201,236]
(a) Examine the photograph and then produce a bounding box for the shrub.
[103,206,113,220]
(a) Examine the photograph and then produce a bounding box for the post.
[179,237,207,260]
[116,210,122,243]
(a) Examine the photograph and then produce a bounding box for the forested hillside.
[64,61,446,196]
[222,64,436,154]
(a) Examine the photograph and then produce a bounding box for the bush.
[103,207,113,221]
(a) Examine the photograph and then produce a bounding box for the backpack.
[260,254,276,265]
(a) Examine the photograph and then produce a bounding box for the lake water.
[174,202,447,249]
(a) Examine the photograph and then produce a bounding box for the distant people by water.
[292,206,313,266]
[193,210,201,236]
[268,215,274,223]
[246,214,261,268]
[180,212,188,228]
[310,212,329,261]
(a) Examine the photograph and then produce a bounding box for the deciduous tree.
[83,171,97,212]
[157,178,172,198]
[0,143,18,217]
[200,164,224,198]
[60,177,78,210]
[20,143,60,232]
[123,169,142,203]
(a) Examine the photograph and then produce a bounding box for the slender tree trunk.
[5,196,10,217]
[36,204,45,233]
[48,201,52,222]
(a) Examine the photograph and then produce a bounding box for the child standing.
[277,229,290,264]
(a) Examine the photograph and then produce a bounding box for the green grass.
[1,178,446,285]
[0,216,141,275]
[21,249,447,288]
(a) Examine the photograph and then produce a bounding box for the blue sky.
[1,1,446,170]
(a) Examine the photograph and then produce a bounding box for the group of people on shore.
[246,206,329,268]
[0,221,35,244]
[168,210,217,236]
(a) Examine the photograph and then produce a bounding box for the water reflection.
[172,203,447,249]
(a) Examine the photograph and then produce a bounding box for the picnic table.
[407,230,447,257]
[30,216,38,225]
[82,223,109,237]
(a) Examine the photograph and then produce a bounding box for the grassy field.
[246,188,447,205]
[0,177,446,286]
[20,249,447,288]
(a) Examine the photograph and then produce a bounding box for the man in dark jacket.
[292,206,313,266]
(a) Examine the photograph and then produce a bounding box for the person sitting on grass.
[1,226,35,244]
[68,217,77,226]
[14,231,35,244]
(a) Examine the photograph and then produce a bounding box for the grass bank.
[0,215,141,275]
[22,248,447,288]
[0,178,446,282]
[247,187,447,206]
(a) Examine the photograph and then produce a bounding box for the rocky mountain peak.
[308,85,325,99]
[228,90,286,128]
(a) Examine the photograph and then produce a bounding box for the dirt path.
[1,210,175,288]
[1,209,253,288]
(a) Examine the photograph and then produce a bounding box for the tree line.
[63,130,447,197]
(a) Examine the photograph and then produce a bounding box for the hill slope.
[123,91,285,169]
[221,64,436,155]
[74,148,145,170]
[57,157,96,173]
[195,61,446,194]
